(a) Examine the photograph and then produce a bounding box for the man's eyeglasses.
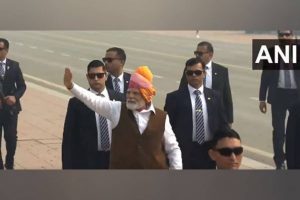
[102,57,121,63]
[215,147,243,157]
[194,51,209,57]
[87,73,106,79]
[185,70,204,76]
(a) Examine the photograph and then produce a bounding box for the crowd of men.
[62,42,241,170]
[1,30,300,170]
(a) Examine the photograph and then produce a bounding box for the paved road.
[0,31,279,166]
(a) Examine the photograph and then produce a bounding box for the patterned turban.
[128,66,156,103]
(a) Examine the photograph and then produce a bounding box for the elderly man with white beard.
[64,66,182,169]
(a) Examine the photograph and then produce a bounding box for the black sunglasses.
[194,51,209,57]
[215,147,243,157]
[102,57,121,63]
[185,70,204,76]
[87,73,106,79]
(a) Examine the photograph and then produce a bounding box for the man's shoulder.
[69,97,89,107]
[69,96,82,104]
[212,62,228,71]
[123,72,131,79]
[6,58,19,67]
[167,88,185,98]
[204,87,221,97]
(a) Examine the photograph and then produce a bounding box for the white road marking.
[29,46,38,49]
[243,144,273,158]
[79,58,89,62]
[15,42,24,46]
[44,49,54,53]
[250,97,259,101]
[32,32,251,71]
[60,53,70,57]
[242,157,274,169]
[154,75,163,79]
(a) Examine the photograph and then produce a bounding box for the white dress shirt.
[188,84,212,142]
[89,88,112,151]
[204,60,212,89]
[110,73,125,93]
[71,83,182,169]
[278,60,297,89]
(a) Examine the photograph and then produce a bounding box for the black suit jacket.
[0,58,26,113]
[164,86,228,168]
[259,69,300,104]
[259,45,300,104]
[179,62,233,123]
[286,101,300,169]
[106,72,131,94]
[62,89,125,169]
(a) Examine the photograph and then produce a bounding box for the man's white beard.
[126,101,140,110]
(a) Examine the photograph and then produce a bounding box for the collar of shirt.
[110,73,124,82]
[0,58,7,65]
[133,102,156,115]
[187,84,204,95]
[90,87,109,99]
[206,60,212,70]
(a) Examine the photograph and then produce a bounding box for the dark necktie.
[98,94,110,151]
[113,77,121,92]
[0,62,5,78]
[283,46,293,88]
[284,69,292,88]
[194,90,205,144]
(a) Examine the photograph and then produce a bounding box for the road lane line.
[61,53,70,57]
[32,32,252,71]
[29,46,38,49]
[79,58,89,62]
[243,144,273,158]
[250,97,259,101]
[44,49,54,53]
[15,42,24,46]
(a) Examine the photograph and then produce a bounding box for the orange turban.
[128,66,156,103]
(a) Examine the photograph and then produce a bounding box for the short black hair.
[106,47,126,62]
[210,128,241,149]
[87,60,106,72]
[0,38,9,49]
[185,57,206,71]
[197,41,213,53]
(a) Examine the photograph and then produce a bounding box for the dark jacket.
[62,89,125,169]
[179,62,233,123]
[164,86,228,168]
[0,58,26,114]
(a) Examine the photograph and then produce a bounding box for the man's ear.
[208,149,216,161]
